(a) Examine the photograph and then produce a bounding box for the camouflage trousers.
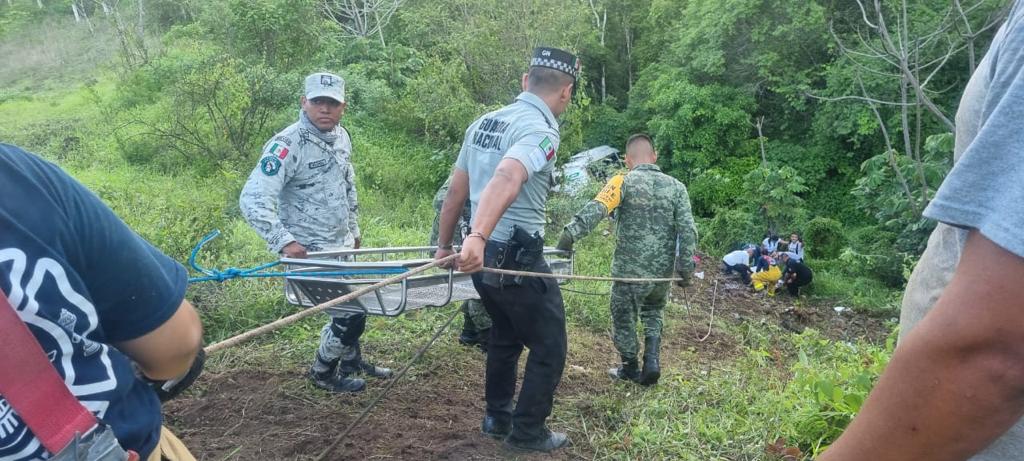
[462,298,492,331]
[311,313,366,373]
[609,281,669,360]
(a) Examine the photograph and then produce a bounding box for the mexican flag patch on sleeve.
[269,142,290,159]
[540,137,555,161]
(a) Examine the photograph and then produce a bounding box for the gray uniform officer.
[434,47,580,453]
[240,72,391,393]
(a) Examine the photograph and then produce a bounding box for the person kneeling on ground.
[722,248,754,284]
[780,252,812,296]
[557,133,697,386]
[750,254,783,297]
[0,144,203,461]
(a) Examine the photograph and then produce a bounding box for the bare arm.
[819,231,1024,460]
[457,158,527,272]
[115,299,203,381]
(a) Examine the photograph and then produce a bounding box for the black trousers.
[787,276,812,296]
[471,241,567,441]
[724,263,752,284]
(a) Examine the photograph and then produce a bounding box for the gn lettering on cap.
[530,47,581,81]
[304,72,345,103]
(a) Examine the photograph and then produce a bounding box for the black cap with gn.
[530,47,581,81]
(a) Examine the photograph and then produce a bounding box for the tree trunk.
[625,20,633,93]
[600,9,606,103]
[859,77,919,212]
[755,116,767,167]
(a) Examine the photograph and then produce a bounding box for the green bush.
[687,167,739,218]
[780,329,895,456]
[112,45,296,175]
[350,118,449,200]
[698,207,759,256]
[804,217,845,259]
[387,56,484,147]
[841,227,907,287]
[808,260,901,310]
[742,164,808,232]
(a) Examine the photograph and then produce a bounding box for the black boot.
[458,314,479,346]
[480,415,512,440]
[473,328,489,353]
[640,336,661,386]
[308,362,366,393]
[341,343,394,379]
[607,357,640,382]
[505,428,570,452]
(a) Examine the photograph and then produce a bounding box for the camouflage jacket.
[563,163,697,278]
[428,175,473,246]
[239,115,360,253]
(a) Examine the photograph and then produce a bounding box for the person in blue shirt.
[0,144,203,461]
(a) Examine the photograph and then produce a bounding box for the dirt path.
[166,269,891,460]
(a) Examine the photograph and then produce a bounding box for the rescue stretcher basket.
[281,246,574,317]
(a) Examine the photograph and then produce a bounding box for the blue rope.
[186,230,407,284]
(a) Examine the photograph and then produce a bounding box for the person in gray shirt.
[821,2,1024,459]
[434,47,580,453]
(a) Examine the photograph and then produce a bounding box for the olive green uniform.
[562,164,697,360]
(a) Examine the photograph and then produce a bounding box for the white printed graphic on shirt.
[0,248,115,458]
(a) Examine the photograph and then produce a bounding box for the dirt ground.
[166,267,892,460]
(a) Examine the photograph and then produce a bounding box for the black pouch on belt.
[481,239,513,289]
[510,225,544,285]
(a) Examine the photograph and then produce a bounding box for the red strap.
[0,292,98,454]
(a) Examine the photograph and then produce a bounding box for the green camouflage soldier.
[428,175,492,350]
[556,134,697,385]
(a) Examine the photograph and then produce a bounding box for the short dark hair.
[527,67,574,94]
[625,133,654,150]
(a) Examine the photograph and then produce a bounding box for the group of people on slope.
[722,232,812,296]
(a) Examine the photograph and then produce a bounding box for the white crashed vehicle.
[554,145,624,196]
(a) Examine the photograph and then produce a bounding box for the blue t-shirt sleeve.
[59,168,188,342]
[924,16,1024,259]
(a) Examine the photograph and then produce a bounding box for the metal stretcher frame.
[282,246,574,317]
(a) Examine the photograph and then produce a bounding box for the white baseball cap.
[304,72,345,103]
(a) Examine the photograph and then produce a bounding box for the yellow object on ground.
[751,266,782,296]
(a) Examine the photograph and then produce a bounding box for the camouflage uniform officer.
[240,72,391,394]
[428,175,493,350]
[557,133,697,386]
